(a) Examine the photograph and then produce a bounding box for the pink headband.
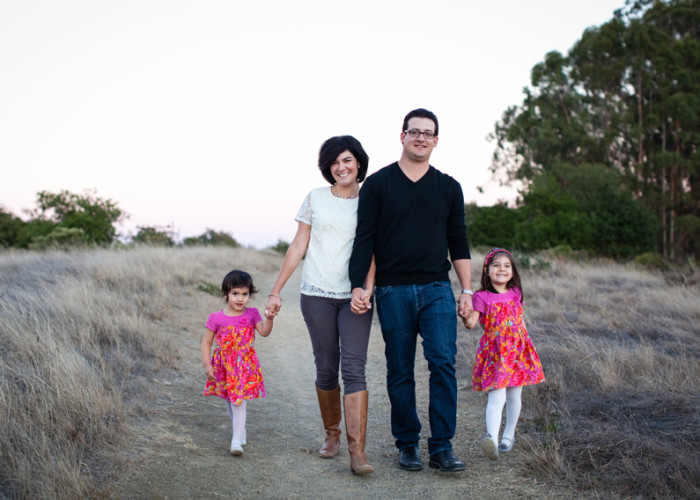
[484,248,513,267]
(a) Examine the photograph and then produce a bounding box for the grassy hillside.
[506,258,700,498]
[0,247,281,499]
[0,247,698,498]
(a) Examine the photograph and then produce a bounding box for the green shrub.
[197,281,220,296]
[635,252,671,271]
[269,239,290,255]
[183,229,239,247]
[28,227,87,250]
[132,226,175,247]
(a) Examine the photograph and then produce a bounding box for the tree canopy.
[31,189,126,246]
[0,190,126,249]
[490,0,700,260]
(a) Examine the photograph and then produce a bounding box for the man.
[349,108,473,472]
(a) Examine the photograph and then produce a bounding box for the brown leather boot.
[344,390,374,475]
[316,385,341,458]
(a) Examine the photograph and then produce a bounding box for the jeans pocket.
[374,285,391,299]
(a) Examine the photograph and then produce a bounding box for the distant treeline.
[0,189,243,250]
[0,185,658,263]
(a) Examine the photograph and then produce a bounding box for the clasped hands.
[458,293,473,328]
[350,287,373,315]
[264,294,282,319]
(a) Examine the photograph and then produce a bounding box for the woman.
[265,135,375,475]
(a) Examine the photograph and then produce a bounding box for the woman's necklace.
[331,186,359,199]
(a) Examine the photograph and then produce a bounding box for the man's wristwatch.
[461,289,473,295]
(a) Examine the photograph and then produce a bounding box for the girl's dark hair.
[318,135,369,185]
[479,249,524,302]
[221,270,258,301]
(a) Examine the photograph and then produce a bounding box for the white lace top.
[295,186,358,299]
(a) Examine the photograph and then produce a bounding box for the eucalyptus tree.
[491,0,699,259]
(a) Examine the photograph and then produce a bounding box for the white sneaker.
[481,435,499,461]
[230,443,244,456]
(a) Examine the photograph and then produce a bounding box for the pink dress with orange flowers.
[472,287,544,392]
[203,308,265,405]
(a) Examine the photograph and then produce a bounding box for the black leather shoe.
[428,450,466,472]
[398,447,422,471]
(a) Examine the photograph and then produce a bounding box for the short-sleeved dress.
[472,287,544,392]
[203,308,265,405]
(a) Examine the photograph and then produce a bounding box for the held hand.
[458,293,473,320]
[350,287,372,315]
[361,287,373,310]
[462,309,480,330]
[463,314,474,329]
[265,294,282,318]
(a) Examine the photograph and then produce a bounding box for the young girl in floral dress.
[201,270,273,456]
[465,248,544,461]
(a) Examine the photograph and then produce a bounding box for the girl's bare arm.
[256,317,273,337]
[465,310,481,330]
[201,329,216,381]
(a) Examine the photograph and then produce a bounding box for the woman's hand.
[350,287,372,315]
[265,294,282,318]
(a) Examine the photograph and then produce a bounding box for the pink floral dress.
[203,308,265,405]
[472,287,544,391]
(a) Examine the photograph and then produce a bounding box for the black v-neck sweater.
[349,162,470,289]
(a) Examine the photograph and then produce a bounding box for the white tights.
[225,400,247,446]
[485,386,522,445]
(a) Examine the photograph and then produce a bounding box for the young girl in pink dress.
[201,270,273,456]
[465,248,544,461]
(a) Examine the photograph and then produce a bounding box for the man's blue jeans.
[375,281,458,455]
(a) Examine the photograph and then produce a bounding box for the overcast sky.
[1,0,624,248]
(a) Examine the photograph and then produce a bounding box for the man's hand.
[350,287,372,315]
[458,292,473,320]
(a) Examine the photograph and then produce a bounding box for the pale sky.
[1,0,624,248]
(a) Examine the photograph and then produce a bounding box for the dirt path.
[113,267,578,499]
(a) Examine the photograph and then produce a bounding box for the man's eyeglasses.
[404,129,436,139]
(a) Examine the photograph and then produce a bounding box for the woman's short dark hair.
[221,269,258,301]
[318,135,369,185]
[402,108,439,137]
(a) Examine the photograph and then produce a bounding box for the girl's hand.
[464,310,480,330]
[205,363,216,382]
[265,294,282,318]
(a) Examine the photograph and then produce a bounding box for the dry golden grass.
[507,256,700,499]
[1,247,698,499]
[0,246,281,499]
